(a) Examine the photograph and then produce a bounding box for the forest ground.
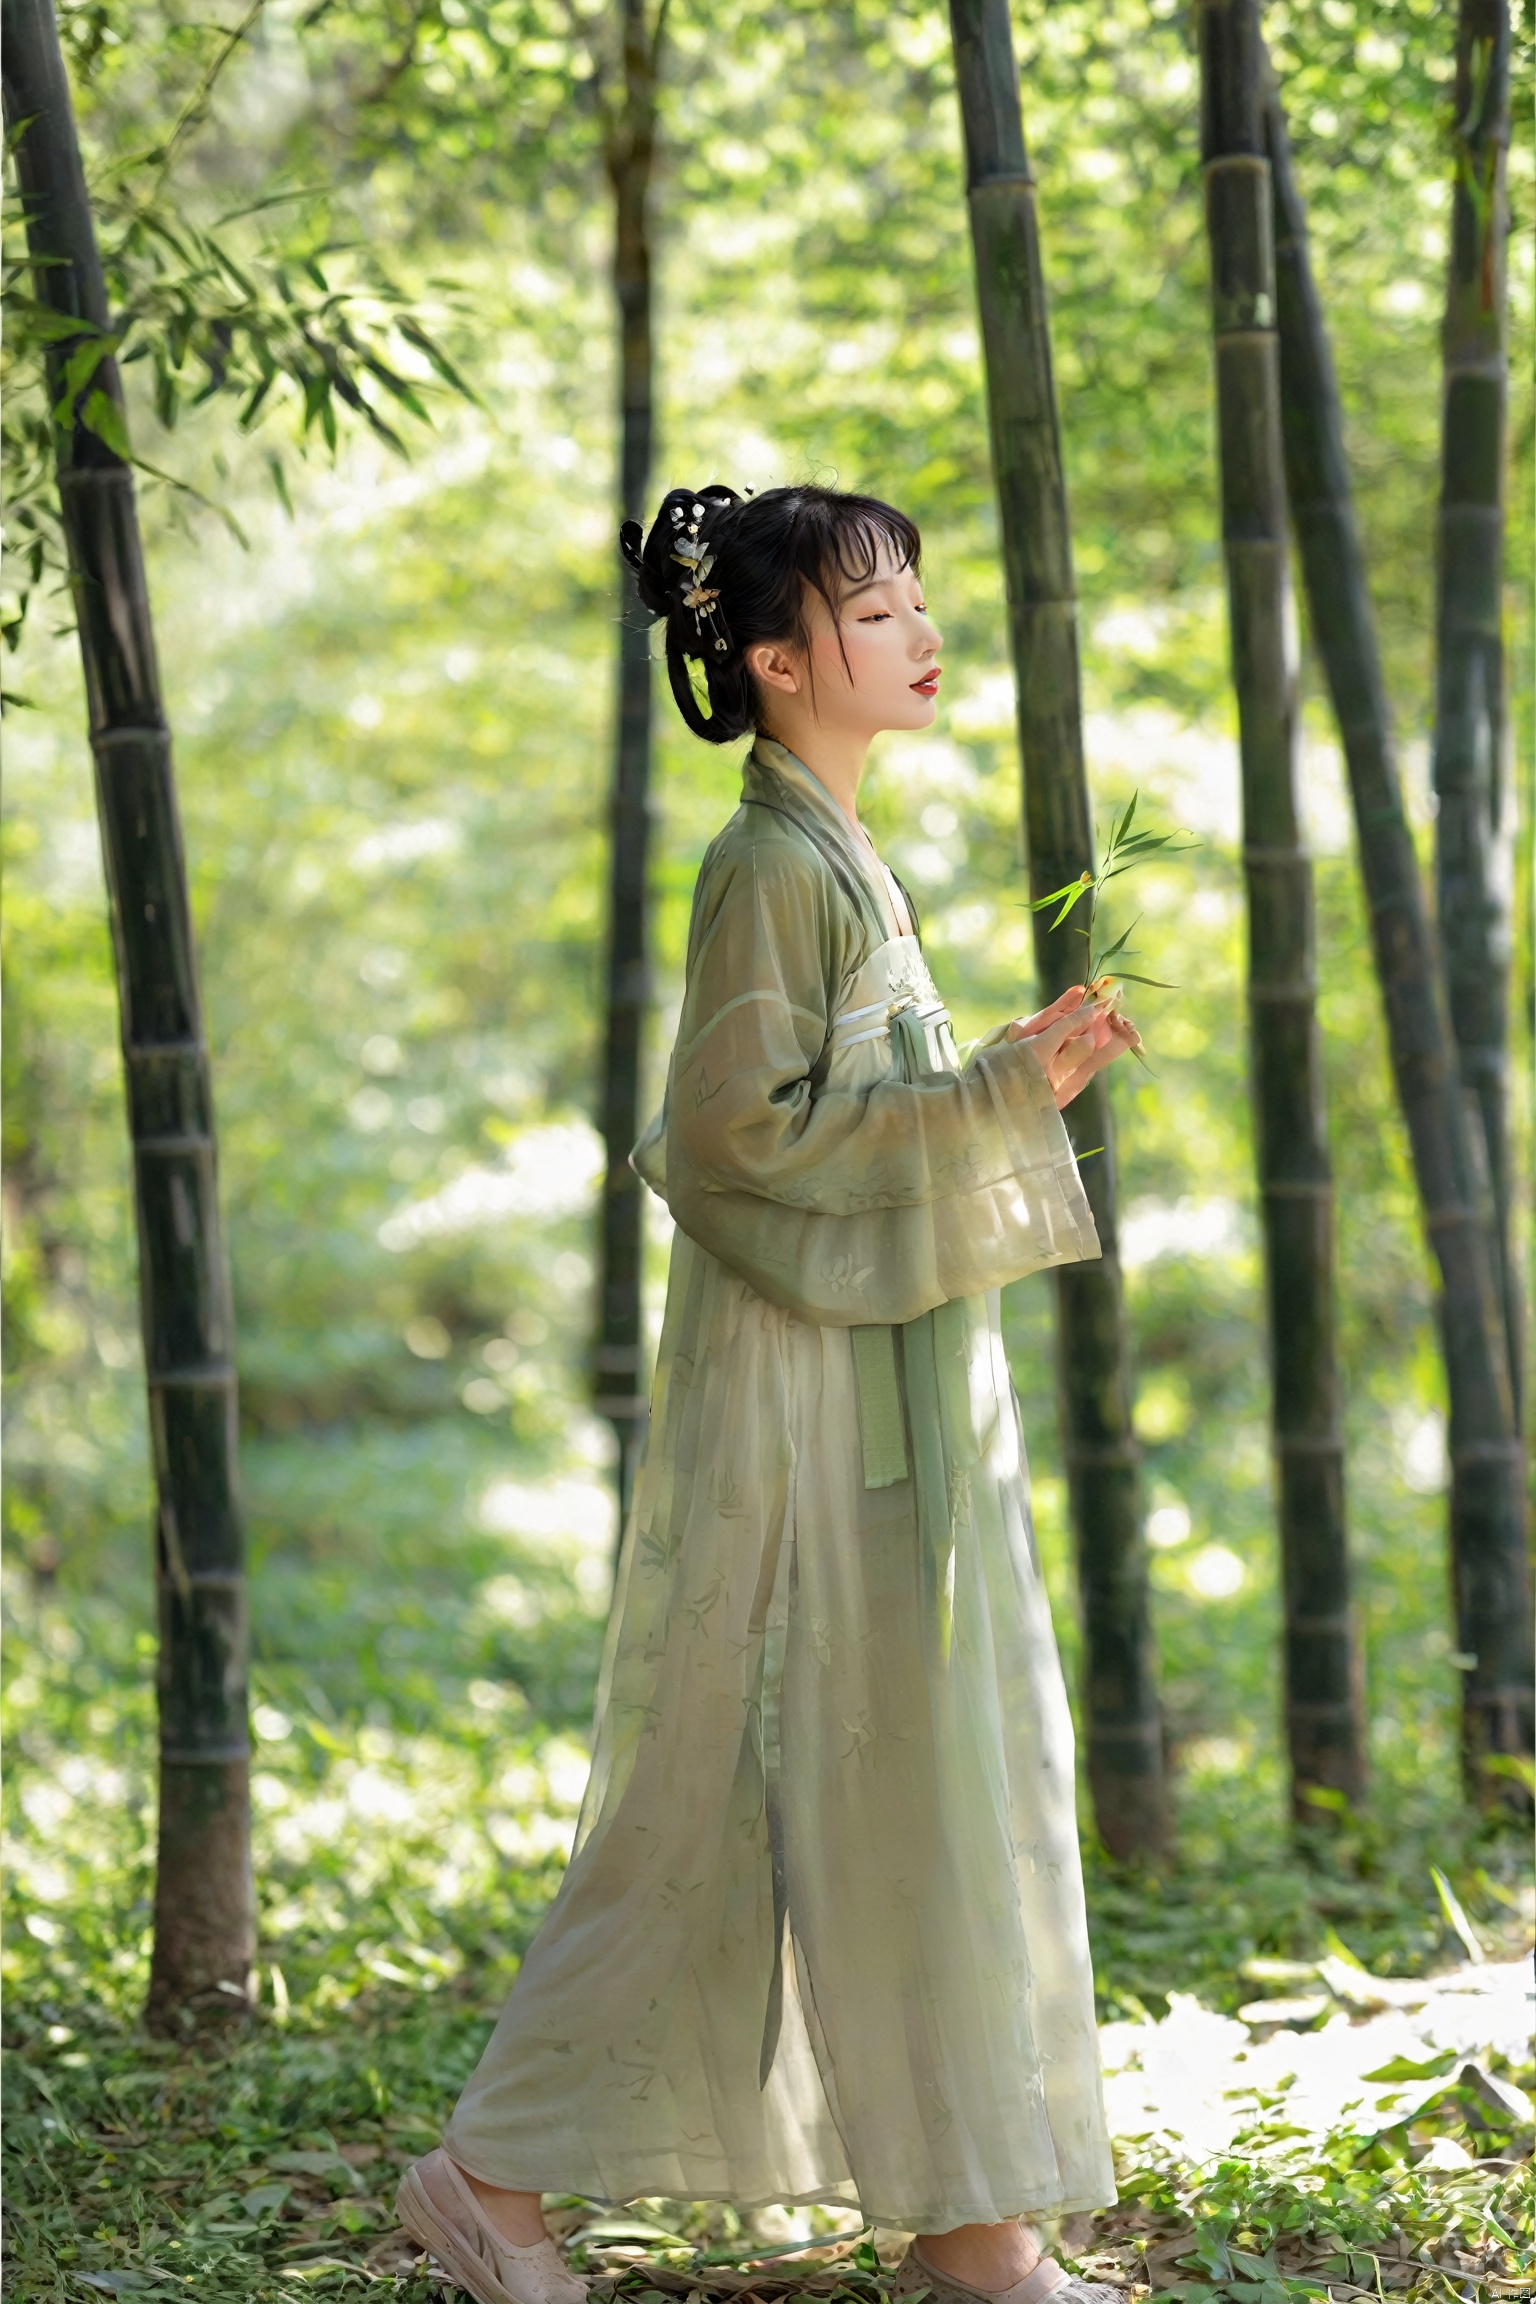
[4,1514,1530,2304]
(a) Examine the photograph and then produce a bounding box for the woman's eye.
[859,611,892,623]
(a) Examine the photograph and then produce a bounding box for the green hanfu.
[444,739,1117,2229]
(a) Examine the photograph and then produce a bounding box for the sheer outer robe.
[444,742,1117,2225]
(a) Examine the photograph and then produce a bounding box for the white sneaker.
[396,2149,587,2304]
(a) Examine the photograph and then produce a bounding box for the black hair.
[619,482,922,745]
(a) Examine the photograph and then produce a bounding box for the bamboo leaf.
[301,369,328,430]
[1030,871,1092,912]
[55,331,117,407]
[10,297,104,344]
[357,400,407,455]
[359,354,430,421]
[1429,1865,1485,1963]
[79,388,133,460]
[1034,875,1096,928]
[1090,916,1141,972]
[396,316,481,403]
[1106,832,1178,860]
[1110,789,1138,851]
[239,371,277,428]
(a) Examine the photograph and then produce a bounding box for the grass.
[4,1568,1532,2304]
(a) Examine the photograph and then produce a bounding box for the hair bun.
[621,485,741,624]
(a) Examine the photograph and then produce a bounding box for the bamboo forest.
[2,0,1532,2296]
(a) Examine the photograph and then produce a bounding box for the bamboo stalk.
[948,0,1166,1861]
[2,0,254,2025]
[1197,0,1364,1819]
[1264,71,1532,1793]
[595,0,662,1534]
[1433,0,1522,1416]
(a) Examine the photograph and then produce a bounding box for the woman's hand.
[1006,983,1142,1111]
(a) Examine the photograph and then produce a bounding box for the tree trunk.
[1433,0,1521,1417]
[1197,0,1364,1820]
[948,0,1166,1862]
[595,0,662,1537]
[1263,71,1533,1796]
[2,0,255,2026]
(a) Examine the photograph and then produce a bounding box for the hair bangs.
[820,498,922,609]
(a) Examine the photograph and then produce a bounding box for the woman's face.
[749,532,943,744]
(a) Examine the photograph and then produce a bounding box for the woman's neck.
[761,723,871,837]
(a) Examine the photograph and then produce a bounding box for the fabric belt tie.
[852,1326,909,1487]
[851,1304,976,1667]
[848,996,958,1492]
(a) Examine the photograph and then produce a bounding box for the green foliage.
[1123,2145,1533,2301]
[1027,793,1190,1066]
[2,1,478,650]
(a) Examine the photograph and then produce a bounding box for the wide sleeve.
[634,830,1100,1326]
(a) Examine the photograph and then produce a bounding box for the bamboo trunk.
[595,0,661,1534]
[1433,0,1521,1416]
[2,0,254,2025]
[1261,73,1532,1791]
[1197,0,1364,1818]
[948,0,1166,1861]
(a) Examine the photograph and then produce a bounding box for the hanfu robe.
[444,738,1117,2229]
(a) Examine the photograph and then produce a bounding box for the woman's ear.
[746,638,801,698]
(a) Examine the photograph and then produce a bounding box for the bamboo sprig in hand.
[1029,792,1195,1064]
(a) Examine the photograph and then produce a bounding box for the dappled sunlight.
[379,1123,606,1250]
[1120,1195,1250,1271]
[1101,1957,1534,2162]
[1180,1544,1247,1602]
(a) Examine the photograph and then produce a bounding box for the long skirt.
[443,1231,1116,2229]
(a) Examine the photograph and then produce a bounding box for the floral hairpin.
[669,499,729,655]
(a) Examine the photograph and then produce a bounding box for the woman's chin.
[888,693,939,730]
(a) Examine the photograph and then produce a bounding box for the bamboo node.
[1448,1438,1524,1466]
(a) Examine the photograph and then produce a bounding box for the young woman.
[398,484,1137,2304]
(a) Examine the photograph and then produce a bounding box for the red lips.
[911,668,941,698]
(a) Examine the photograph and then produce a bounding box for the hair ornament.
[671,505,730,655]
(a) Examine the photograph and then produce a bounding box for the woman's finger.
[1011,1001,1099,1060]
[1034,983,1088,1025]
[1051,1011,1141,1107]
[1009,985,1087,1041]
